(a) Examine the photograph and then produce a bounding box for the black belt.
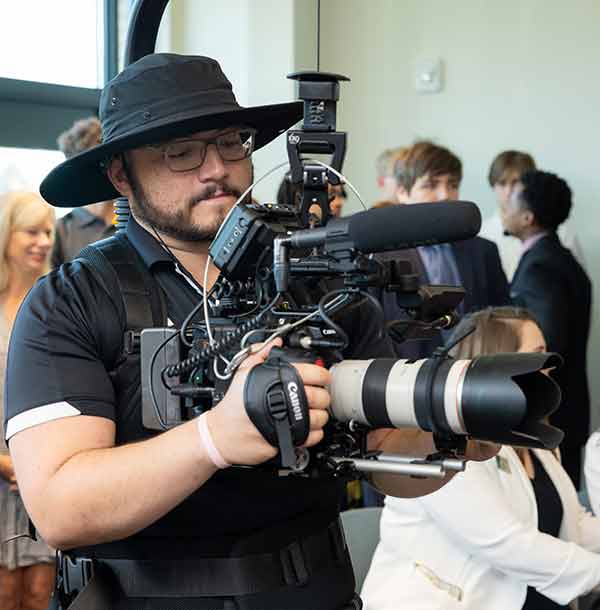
[60,518,349,606]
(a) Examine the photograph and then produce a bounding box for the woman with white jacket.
[584,431,600,516]
[361,307,600,610]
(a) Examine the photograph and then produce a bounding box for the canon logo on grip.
[287,382,303,421]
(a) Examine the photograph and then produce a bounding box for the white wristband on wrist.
[197,412,231,469]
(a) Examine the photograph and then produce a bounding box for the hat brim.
[40,101,303,207]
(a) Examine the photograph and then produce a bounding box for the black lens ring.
[414,356,453,435]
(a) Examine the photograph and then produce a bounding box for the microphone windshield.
[288,201,482,253]
[347,200,482,254]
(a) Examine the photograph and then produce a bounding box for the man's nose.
[197,143,227,181]
[435,185,451,201]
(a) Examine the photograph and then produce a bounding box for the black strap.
[62,519,348,604]
[61,563,115,610]
[244,358,311,469]
[78,233,165,332]
[27,236,166,552]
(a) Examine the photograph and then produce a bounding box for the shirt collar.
[522,231,549,255]
[125,215,174,268]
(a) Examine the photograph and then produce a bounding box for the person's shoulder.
[529,235,571,265]
[24,258,124,324]
[586,430,600,454]
[55,208,86,229]
[40,257,108,288]
[519,241,576,285]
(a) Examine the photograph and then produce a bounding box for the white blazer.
[585,431,600,516]
[361,447,600,610]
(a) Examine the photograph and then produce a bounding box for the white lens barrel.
[330,359,427,428]
[328,360,373,425]
[384,359,426,428]
[441,360,470,434]
[329,358,472,434]
[328,354,562,450]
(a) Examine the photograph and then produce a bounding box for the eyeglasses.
[151,128,256,172]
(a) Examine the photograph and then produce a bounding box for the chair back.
[340,507,383,592]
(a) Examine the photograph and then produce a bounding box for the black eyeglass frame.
[147,127,257,173]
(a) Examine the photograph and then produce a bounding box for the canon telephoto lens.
[329,354,564,449]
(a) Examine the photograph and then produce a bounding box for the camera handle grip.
[244,358,310,469]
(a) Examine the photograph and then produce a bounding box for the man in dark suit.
[376,141,510,360]
[504,170,591,488]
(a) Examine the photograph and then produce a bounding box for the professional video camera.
[140,71,563,481]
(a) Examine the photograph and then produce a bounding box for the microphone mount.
[286,71,350,225]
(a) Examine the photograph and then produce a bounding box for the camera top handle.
[286,72,350,225]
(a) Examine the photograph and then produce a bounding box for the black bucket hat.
[40,53,303,207]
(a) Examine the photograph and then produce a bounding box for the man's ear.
[106,155,133,198]
[395,184,410,204]
[522,209,537,228]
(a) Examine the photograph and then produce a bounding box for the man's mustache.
[190,183,243,206]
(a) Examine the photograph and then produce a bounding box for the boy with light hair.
[480,150,584,280]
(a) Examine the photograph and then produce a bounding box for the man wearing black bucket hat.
[4,54,495,610]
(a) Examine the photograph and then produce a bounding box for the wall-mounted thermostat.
[414,58,443,93]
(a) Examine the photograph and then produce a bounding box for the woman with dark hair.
[361,307,600,610]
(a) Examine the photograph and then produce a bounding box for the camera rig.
[140,71,563,484]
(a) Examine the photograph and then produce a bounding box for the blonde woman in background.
[362,307,600,610]
[0,192,55,610]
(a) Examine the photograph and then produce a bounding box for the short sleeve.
[4,261,125,440]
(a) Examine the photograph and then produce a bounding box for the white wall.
[167,0,600,428]
[170,0,250,101]
[169,0,302,202]
[316,0,600,427]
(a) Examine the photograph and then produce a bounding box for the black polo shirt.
[5,216,395,608]
[5,215,391,558]
[5,216,208,437]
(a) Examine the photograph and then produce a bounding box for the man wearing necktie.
[374,141,510,360]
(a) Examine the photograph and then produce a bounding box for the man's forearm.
[15,418,217,550]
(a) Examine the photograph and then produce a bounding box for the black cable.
[163,313,264,379]
[179,284,219,348]
[164,293,282,379]
[317,289,351,350]
[358,290,386,341]
[264,292,282,313]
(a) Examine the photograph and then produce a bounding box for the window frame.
[0,0,120,152]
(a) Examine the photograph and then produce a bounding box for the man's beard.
[124,162,251,242]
